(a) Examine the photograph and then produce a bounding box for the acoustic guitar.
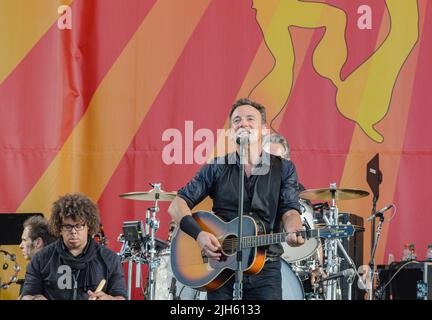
[170,211,354,291]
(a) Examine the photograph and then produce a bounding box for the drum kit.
[297,184,369,300]
[117,182,369,300]
[117,183,176,300]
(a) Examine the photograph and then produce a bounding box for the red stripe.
[97,0,264,251]
[0,0,156,211]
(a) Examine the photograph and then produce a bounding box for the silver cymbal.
[119,189,177,202]
[299,188,369,201]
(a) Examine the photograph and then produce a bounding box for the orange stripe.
[0,0,73,84]
[17,0,211,215]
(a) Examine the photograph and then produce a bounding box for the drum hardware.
[308,266,326,300]
[300,183,368,300]
[118,220,147,299]
[118,183,174,300]
[146,204,161,300]
[93,223,107,246]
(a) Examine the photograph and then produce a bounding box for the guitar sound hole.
[221,235,237,256]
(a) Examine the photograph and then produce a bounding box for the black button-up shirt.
[178,152,301,256]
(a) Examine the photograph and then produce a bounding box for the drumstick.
[90,279,106,300]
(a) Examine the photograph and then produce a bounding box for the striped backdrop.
[0,0,430,299]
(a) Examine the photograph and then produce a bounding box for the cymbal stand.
[368,211,385,300]
[321,213,365,300]
[323,183,342,300]
[145,183,162,300]
[145,206,160,300]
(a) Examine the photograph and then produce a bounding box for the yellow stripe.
[0,0,73,84]
[17,0,211,215]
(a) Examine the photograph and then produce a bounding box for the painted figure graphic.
[250,0,418,142]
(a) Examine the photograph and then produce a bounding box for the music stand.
[366,154,383,300]
[366,154,382,250]
[0,213,44,245]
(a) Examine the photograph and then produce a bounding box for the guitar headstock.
[318,224,355,239]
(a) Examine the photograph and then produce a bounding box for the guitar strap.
[266,156,282,233]
[250,155,282,233]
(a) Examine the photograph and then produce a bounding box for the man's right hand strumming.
[197,231,221,260]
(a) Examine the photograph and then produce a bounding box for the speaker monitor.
[377,262,432,300]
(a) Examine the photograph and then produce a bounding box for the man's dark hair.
[229,98,266,124]
[23,215,56,245]
[50,193,100,236]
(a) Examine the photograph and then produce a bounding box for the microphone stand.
[369,211,385,301]
[233,140,247,300]
[370,195,378,256]
[368,195,378,300]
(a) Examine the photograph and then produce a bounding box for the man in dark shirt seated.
[20,193,127,300]
[168,98,305,300]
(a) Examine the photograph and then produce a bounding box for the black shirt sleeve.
[177,163,217,209]
[105,252,128,299]
[277,159,302,217]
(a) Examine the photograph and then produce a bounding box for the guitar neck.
[241,229,320,249]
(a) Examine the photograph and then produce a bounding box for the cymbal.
[119,189,177,202]
[299,188,369,201]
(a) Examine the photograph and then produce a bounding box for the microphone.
[235,129,250,145]
[321,268,355,282]
[366,204,394,221]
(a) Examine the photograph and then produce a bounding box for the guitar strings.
[220,230,311,250]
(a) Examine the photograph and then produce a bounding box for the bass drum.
[281,260,305,300]
[153,255,304,300]
[281,199,319,263]
[196,260,305,300]
[152,249,173,300]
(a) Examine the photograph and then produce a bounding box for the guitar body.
[170,211,266,291]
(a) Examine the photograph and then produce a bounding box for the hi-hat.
[299,188,369,201]
[119,189,177,202]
